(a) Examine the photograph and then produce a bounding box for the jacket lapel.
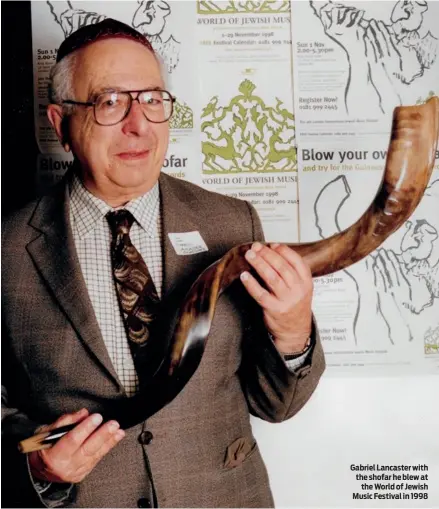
[157,173,225,355]
[26,175,121,387]
[159,173,209,298]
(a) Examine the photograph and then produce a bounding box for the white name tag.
[168,231,208,256]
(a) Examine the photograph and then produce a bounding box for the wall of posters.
[31,0,439,376]
[26,2,439,508]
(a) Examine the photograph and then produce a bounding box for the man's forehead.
[77,37,157,63]
[74,39,162,93]
[78,39,160,75]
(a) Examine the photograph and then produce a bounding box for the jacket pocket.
[223,436,257,469]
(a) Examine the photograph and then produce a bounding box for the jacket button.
[137,497,151,508]
[138,431,153,445]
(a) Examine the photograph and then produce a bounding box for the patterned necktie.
[106,210,160,386]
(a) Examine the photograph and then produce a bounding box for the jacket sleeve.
[239,202,326,423]
[2,331,75,508]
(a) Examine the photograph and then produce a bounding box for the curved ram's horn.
[119,97,439,428]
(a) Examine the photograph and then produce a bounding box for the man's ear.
[47,104,71,152]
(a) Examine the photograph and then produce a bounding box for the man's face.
[67,38,169,204]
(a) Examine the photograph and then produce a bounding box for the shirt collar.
[69,172,160,239]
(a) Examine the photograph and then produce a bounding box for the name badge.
[168,231,208,256]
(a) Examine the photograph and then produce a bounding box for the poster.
[290,0,439,373]
[196,0,299,241]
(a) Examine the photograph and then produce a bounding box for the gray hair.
[48,52,78,114]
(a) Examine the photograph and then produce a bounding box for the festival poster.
[196,0,299,241]
[290,0,439,373]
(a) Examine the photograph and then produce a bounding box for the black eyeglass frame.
[62,89,176,126]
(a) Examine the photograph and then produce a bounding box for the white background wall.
[252,374,439,507]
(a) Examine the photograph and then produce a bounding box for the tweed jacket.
[2,171,325,508]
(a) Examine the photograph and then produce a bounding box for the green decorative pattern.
[197,1,290,15]
[424,325,439,354]
[170,100,194,129]
[201,79,296,174]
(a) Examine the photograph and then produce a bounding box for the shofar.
[121,97,439,426]
[18,96,439,453]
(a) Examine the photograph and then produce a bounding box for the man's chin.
[113,165,158,191]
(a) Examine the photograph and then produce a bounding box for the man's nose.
[121,100,150,136]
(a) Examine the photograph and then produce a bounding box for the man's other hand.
[240,243,313,354]
[28,408,125,484]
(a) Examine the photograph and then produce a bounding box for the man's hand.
[28,408,125,484]
[240,243,313,354]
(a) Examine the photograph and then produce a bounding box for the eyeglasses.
[62,89,176,126]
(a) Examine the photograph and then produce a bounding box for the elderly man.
[2,19,324,508]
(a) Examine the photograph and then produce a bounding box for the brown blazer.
[2,171,325,508]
